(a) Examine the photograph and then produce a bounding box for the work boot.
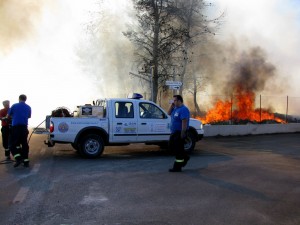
[169,162,182,172]
[169,167,182,172]
[14,158,23,168]
[23,160,30,168]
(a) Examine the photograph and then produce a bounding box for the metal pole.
[230,95,233,124]
[173,69,176,96]
[260,95,262,123]
[151,66,154,102]
[286,95,288,123]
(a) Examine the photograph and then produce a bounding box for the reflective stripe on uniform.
[14,154,21,159]
[23,159,29,162]
[175,159,184,163]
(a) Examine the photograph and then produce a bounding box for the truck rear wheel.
[79,134,104,158]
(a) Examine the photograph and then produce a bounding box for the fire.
[197,88,285,124]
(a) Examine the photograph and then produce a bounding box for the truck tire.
[168,130,196,154]
[184,130,196,154]
[79,134,104,158]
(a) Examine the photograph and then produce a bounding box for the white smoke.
[0,0,104,127]
[212,0,300,95]
[208,0,300,116]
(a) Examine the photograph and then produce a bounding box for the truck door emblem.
[58,122,69,133]
[115,127,121,133]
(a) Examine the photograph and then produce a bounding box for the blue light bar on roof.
[127,93,143,99]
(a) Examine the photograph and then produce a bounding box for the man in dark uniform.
[7,94,31,168]
[167,95,190,172]
[0,100,11,160]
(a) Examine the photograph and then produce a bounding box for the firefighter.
[7,94,31,168]
[0,100,11,160]
[167,95,190,172]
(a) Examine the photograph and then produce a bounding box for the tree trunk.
[193,74,200,114]
[152,0,160,103]
[179,2,193,96]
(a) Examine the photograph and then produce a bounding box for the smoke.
[77,0,139,98]
[0,0,52,54]
[196,0,300,116]
[0,0,140,127]
[225,46,283,96]
[210,0,300,97]
[0,0,104,126]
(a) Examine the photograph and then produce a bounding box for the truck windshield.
[139,102,166,119]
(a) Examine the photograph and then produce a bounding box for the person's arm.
[28,106,31,118]
[0,110,4,120]
[0,111,7,121]
[167,103,175,115]
[6,107,12,119]
[181,118,188,139]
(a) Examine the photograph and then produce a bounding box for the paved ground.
[0,133,299,225]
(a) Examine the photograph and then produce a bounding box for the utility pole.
[151,66,154,102]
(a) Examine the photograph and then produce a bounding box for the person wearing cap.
[7,94,31,168]
[0,100,11,160]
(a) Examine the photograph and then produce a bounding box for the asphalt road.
[0,133,299,225]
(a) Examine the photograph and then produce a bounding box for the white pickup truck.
[45,94,204,158]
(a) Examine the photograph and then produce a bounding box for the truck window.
[115,102,134,118]
[139,102,166,119]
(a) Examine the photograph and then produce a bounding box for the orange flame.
[197,88,285,124]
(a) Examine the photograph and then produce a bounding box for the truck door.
[111,101,138,142]
[137,102,170,141]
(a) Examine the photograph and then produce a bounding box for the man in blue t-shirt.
[7,94,31,168]
[167,95,190,172]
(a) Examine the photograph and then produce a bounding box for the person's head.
[2,100,9,108]
[19,94,27,102]
[173,95,183,107]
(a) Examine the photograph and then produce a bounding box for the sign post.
[165,81,182,92]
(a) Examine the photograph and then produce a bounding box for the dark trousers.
[170,131,188,168]
[10,125,29,160]
[1,126,10,157]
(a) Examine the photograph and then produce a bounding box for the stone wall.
[203,123,300,137]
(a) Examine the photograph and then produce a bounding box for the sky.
[0,0,300,127]
[214,0,300,80]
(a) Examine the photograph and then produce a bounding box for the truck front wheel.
[184,131,196,153]
[79,134,104,158]
[168,130,196,154]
